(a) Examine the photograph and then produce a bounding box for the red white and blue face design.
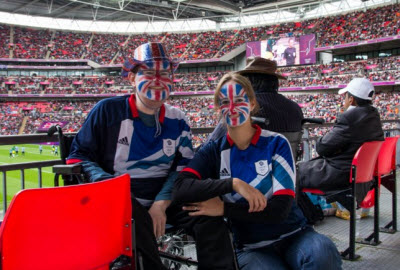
[218,81,251,127]
[135,60,173,102]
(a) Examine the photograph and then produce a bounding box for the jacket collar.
[128,94,165,124]
[226,124,262,147]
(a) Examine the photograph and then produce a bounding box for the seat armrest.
[53,164,82,175]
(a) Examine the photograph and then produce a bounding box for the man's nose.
[153,71,161,85]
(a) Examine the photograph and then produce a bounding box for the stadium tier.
[0,3,399,64]
[1,55,400,94]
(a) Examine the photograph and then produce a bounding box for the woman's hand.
[232,178,267,212]
[182,197,224,217]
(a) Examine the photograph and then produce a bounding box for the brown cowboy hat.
[236,57,286,80]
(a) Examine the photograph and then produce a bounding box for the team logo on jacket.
[255,160,269,176]
[163,139,176,157]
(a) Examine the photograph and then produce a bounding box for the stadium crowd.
[1,92,398,147]
[1,56,400,94]
[0,4,399,63]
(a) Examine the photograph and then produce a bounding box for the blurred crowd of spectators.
[1,56,400,94]
[317,4,400,47]
[1,92,399,148]
[1,4,399,63]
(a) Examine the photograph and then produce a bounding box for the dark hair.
[242,73,279,93]
[347,92,372,106]
[131,65,141,74]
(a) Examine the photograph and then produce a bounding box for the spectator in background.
[298,78,384,201]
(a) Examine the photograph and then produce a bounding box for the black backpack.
[297,192,324,225]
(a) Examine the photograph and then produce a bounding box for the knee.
[300,233,342,269]
[237,251,276,270]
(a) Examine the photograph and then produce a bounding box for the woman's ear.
[250,99,256,112]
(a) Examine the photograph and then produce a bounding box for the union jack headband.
[121,42,179,78]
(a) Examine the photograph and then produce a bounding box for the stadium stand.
[0,4,399,63]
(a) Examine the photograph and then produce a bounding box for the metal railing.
[0,121,399,213]
[0,133,74,212]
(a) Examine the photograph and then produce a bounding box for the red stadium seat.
[0,174,133,270]
[352,137,399,248]
[302,140,383,260]
[371,137,398,234]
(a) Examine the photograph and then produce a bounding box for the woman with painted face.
[173,73,342,270]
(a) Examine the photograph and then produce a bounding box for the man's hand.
[182,197,224,217]
[232,178,267,212]
[148,200,171,239]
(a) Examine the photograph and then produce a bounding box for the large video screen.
[246,34,316,66]
[261,37,299,66]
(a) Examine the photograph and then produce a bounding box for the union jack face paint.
[122,43,176,101]
[135,60,173,101]
[219,82,250,127]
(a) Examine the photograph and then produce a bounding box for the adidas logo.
[118,136,129,146]
[220,168,230,177]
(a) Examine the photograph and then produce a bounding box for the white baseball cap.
[338,78,374,100]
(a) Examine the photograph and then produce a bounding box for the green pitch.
[0,144,61,212]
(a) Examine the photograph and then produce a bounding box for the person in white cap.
[298,78,384,198]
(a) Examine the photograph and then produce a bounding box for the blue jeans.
[236,227,342,270]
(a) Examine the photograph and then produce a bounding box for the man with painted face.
[67,43,236,269]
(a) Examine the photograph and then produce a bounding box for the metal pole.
[20,169,25,190]
[2,172,7,212]
[374,177,380,243]
[38,167,42,188]
[349,166,356,260]
[393,169,397,231]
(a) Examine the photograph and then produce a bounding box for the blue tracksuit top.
[67,94,194,206]
[182,126,307,246]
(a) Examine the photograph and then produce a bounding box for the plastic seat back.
[351,141,383,184]
[361,138,398,208]
[0,174,132,270]
[376,137,399,176]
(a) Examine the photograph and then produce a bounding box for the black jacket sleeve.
[224,195,294,224]
[316,113,351,157]
[172,171,233,203]
[80,160,114,182]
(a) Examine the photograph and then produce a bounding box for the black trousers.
[132,198,237,270]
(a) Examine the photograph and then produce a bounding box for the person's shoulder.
[342,105,373,118]
[276,94,303,111]
[91,95,129,112]
[200,134,227,153]
[259,129,290,147]
[164,103,187,120]
[97,95,129,107]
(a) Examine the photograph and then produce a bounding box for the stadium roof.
[0,0,393,33]
[0,0,320,22]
